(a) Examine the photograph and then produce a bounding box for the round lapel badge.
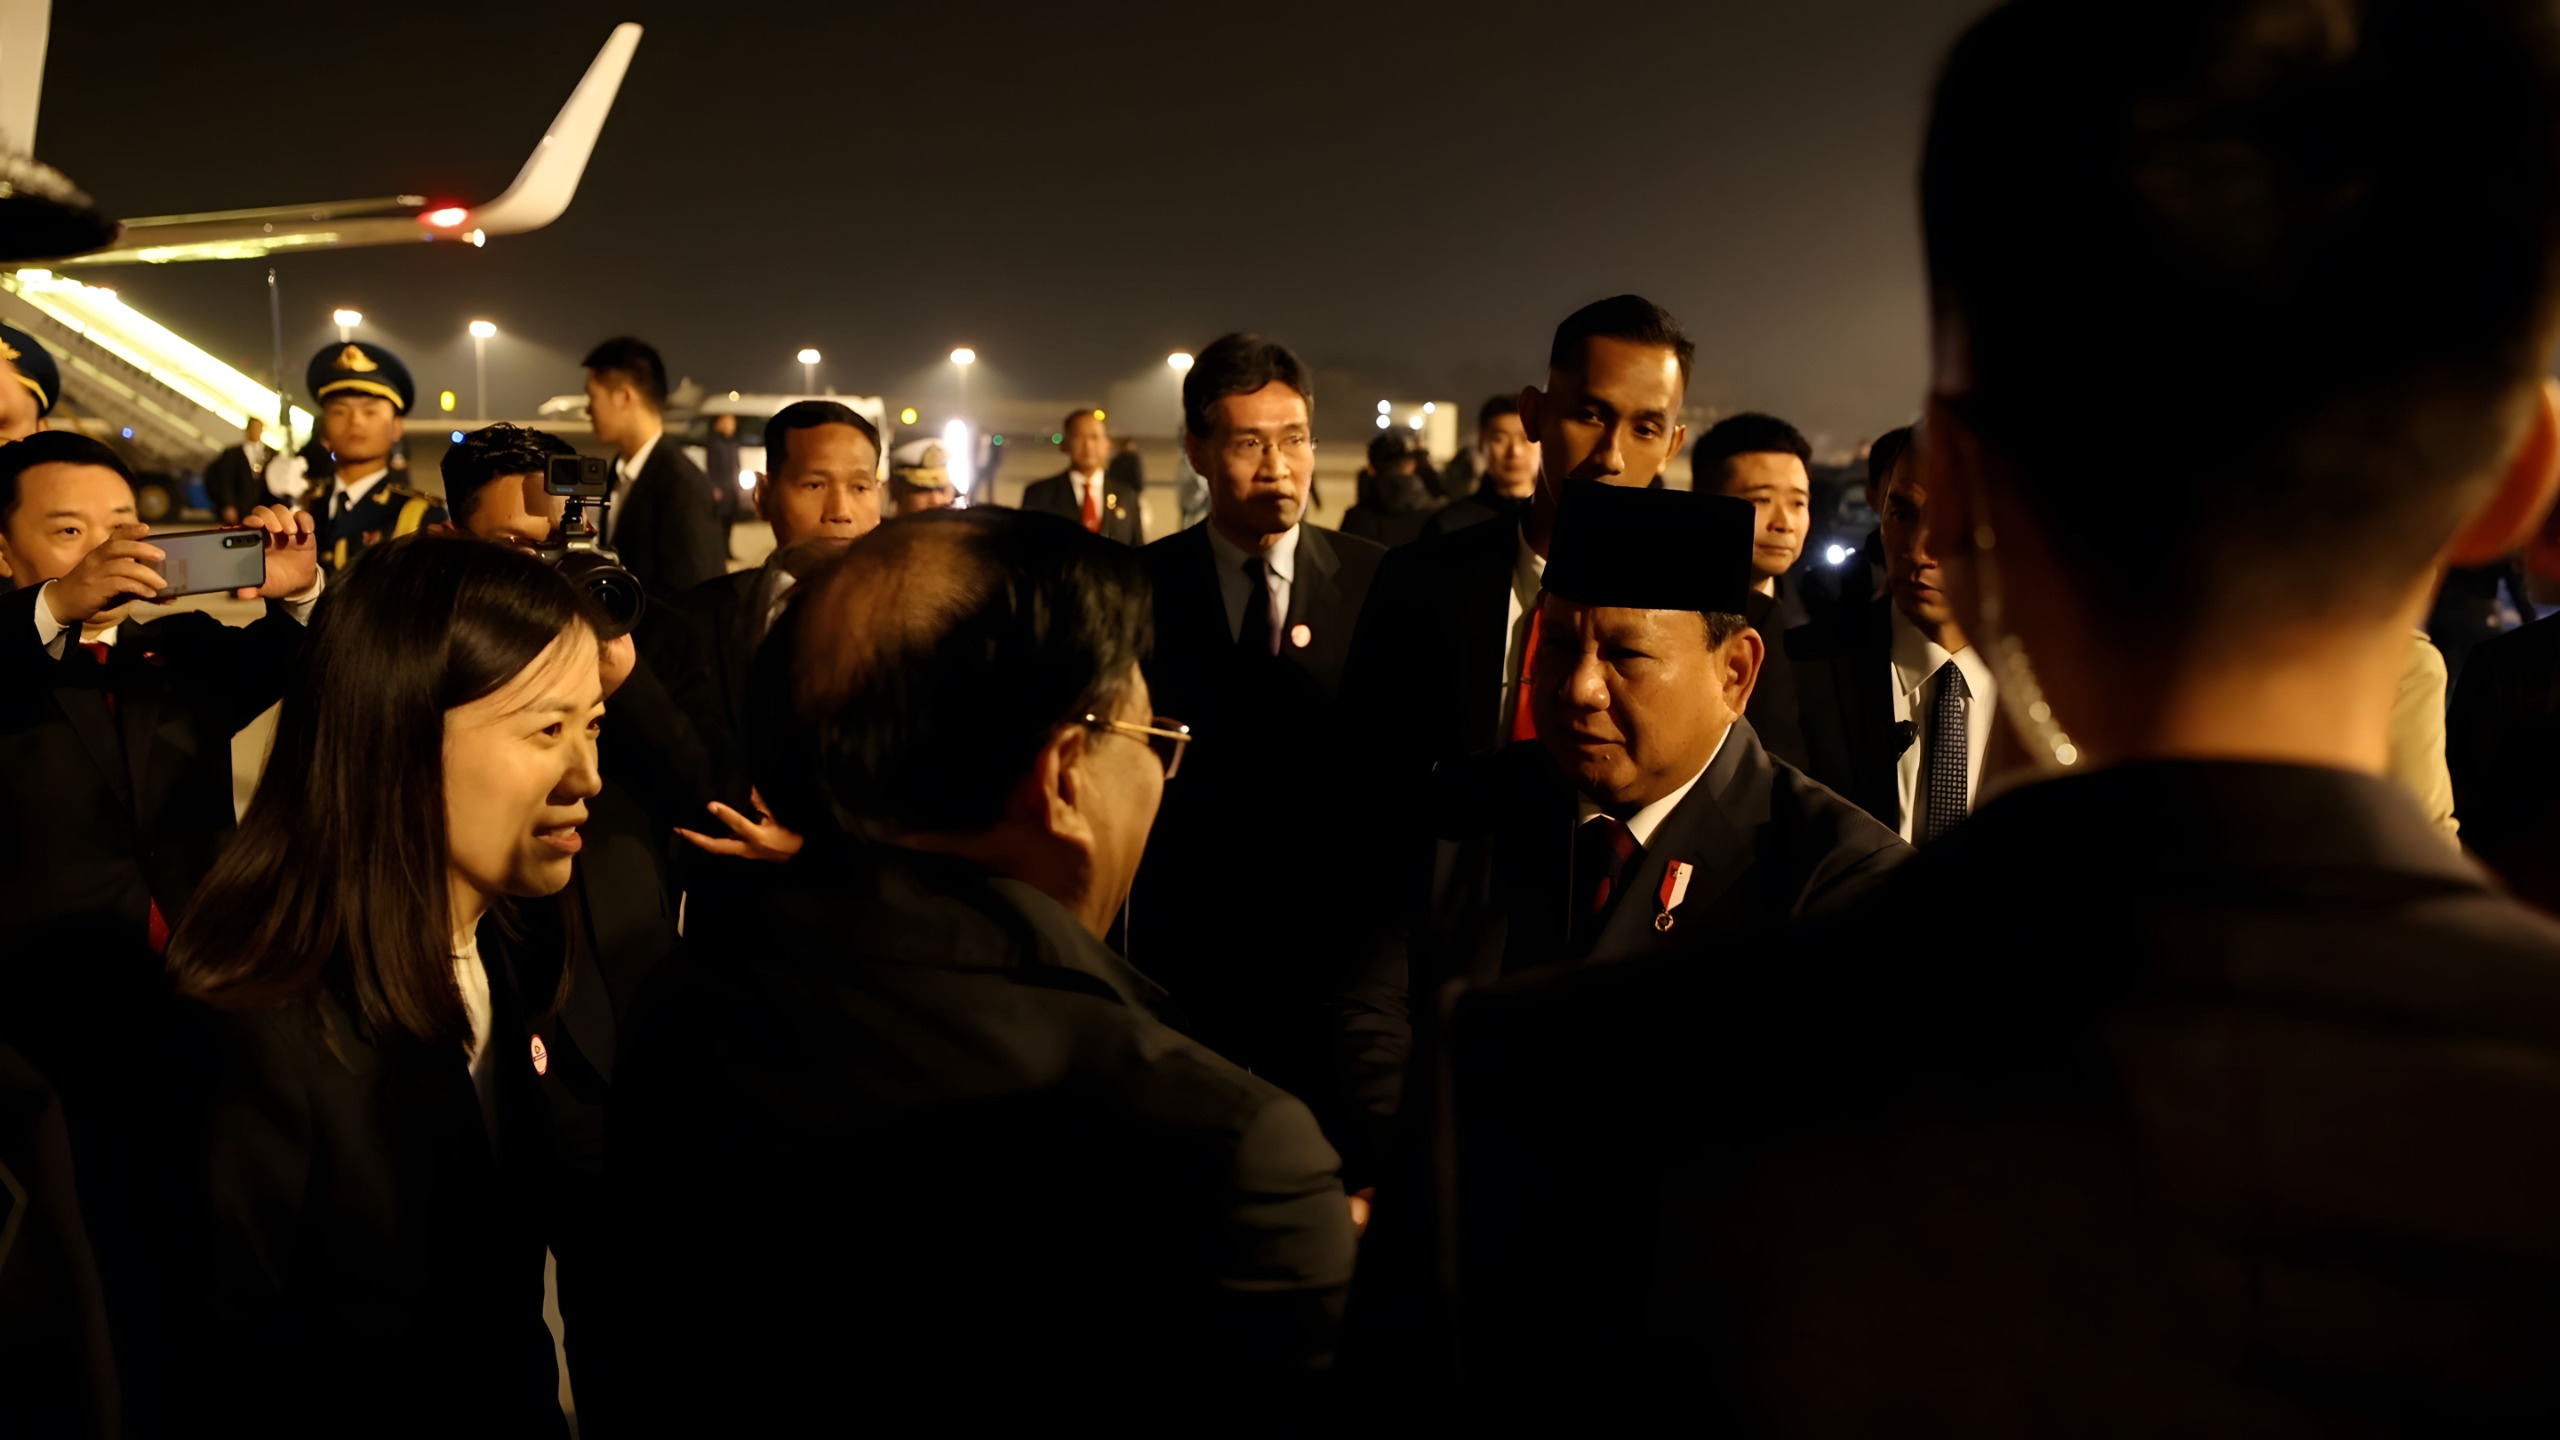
[1290,623,1313,649]
[529,1034,549,1076]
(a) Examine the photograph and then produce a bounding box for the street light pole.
[333,308,362,344]
[467,321,497,421]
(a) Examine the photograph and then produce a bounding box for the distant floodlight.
[1167,351,1195,372]
[739,467,758,492]
[899,407,919,426]
[1376,400,1391,415]
[468,320,497,339]
[1375,415,1390,430]
[950,347,977,366]
[438,390,458,412]
[1408,414,1425,430]
[332,308,363,328]
[1825,543,1851,567]
[796,348,822,365]
[1422,402,1436,415]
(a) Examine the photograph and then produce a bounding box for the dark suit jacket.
[1132,521,1385,1077]
[1442,762,2560,1431]
[657,567,763,800]
[165,964,564,1436]
[202,443,270,516]
[0,585,304,1008]
[1420,485,1530,540]
[1022,468,1144,545]
[1334,720,1906,1182]
[609,845,1357,1428]
[2449,610,2560,912]
[611,439,726,596]
[1339,511,1522,794]
[1788,595,1908,830]
[1744,588,1811,771]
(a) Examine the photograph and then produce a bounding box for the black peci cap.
[0,323,60,415]
[305,341,415,414]
[1544,479,1758,616]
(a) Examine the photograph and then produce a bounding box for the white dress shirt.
[32,572,325,657]
[610,430,662,544]
[1889,605,1999,844]
[324,463,391,520]
[1207,522,1300,644]
[454,925,499,1145]
[1575,725,1731,849]
[1498,532,1549,730]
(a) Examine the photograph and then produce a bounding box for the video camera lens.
[555,549,646,641]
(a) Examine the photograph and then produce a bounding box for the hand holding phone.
[149,527,268,599]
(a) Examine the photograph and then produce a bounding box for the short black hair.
[766,401,881,478]
[1182,333,1313,438]
[1692,413,1812,486]
[1548,295,1696,385]
[1478,394,1521,434]
[581,336,669,412]
[746,508,1153,841]
[1368,429,1416,470]
[439,423,574,523]
[0,430,136,528]
[1867,426,1917,494]
[1925,0,2560,633]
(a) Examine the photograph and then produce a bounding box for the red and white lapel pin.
[1655,861,1694,932]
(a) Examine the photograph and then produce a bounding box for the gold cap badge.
[338,344,378,373]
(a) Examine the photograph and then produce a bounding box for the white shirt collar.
[330,464,390,507]
[619,430,662,482]
[1513,529,1547,604]
[1889,604,1996,702]
[1576,724,1731,850]
[1206,519,1300,583]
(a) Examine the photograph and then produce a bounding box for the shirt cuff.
[32,579,69,650]
[280,570,325,625]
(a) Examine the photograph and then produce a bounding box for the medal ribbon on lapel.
[1655,860,1694,932]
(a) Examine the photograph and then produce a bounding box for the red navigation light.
[421,206,470,229]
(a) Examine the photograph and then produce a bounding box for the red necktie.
[1081,479,1102,532]
[74,641,171,954]
[1572,815,1640,954]
[1508,608,1544,743]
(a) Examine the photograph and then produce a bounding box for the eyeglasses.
[1081,713,1192,780]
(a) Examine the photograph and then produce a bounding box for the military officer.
[886,437,958,516]
[0,322,62,443]
[304,341,442,574]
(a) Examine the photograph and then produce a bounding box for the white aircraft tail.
[473,21,643,235]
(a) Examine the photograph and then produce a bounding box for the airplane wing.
[51,22,641,267]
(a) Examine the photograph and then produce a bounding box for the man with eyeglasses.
[1127,332,1387,1087]
[611,507,1352,1425]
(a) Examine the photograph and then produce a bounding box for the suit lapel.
[1845,601,1902,828]
[52,671,132,812]
[112,631,176,834]
[1459,520,1521,749]
[1585,721,1773,966]
[1287,525,1345,666]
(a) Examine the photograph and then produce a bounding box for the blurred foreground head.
[747,509,1163,934]
[1924,0,2560,654]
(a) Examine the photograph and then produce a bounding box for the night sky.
[38,0,1991,447]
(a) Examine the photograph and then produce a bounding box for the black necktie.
[1570,815,1640,955]
[1921,660,1971,843]
[1238,556,1277,658]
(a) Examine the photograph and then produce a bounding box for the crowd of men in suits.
[16,0,2560,1432]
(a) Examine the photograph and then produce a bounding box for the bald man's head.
[748,508,1154,842]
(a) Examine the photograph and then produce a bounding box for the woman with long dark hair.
[161,533,602,1435]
